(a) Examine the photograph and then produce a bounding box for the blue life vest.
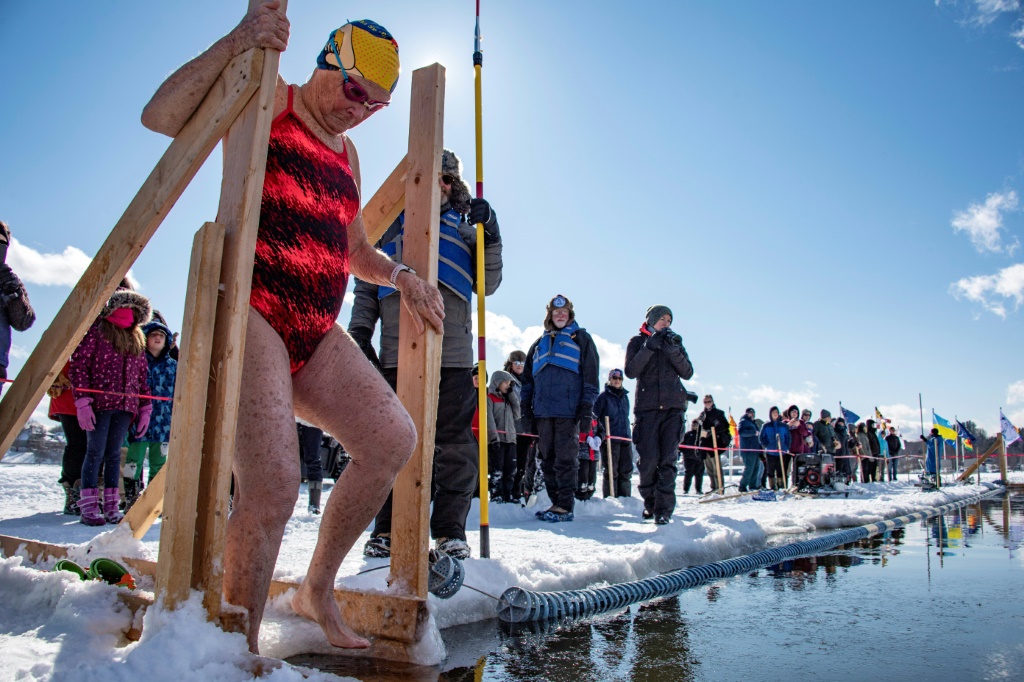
[533,321,581,375]
[378,209,474,301]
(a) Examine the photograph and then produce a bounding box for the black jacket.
[885,433,902,454]
[698,405,731,450]
[624,328,694,413]
[594,385,631,438]
[680,428,701,463]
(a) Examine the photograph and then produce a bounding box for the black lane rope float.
[496,482,1006,623]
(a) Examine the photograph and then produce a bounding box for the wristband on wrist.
[389,263,415,288]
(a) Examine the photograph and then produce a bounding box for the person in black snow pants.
[521,294,600,523]
[350,148,503,560]
[625,305,694,525]
[593,368,633,498]
[680,419,704,494]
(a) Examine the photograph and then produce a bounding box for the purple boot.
[103,488,124,524]
[78,488,105,526]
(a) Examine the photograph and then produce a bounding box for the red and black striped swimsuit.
[250,85,359,374]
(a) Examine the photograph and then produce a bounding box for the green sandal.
[52,559,88,580]
[87,558,136,590]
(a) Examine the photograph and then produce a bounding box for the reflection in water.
[297,495,1024,681]
[482,597,698,682]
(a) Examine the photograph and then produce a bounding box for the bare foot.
[291,582,370,649]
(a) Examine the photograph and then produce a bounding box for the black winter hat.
[820,409,831,419]
[646,305,673,327]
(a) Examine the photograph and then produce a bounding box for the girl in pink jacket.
[69,289,152,525]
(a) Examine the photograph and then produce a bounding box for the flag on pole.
[955,420,977,451]
[874,407,891,425]
[841,405,860,424]
[728,413,737,441]
[933,411,958,444]
[1001,409,1021,446]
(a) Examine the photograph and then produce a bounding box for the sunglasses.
[441,174,455,186]
[512,360,525,366]
[610,374,623,380]
[334,51,389,112]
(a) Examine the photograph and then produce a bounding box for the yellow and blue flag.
[933,411,958,444]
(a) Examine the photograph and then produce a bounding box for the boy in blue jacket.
[123,320,177,508]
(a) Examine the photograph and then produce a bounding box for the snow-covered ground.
[0,461,1016,680]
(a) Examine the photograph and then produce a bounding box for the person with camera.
[0,221,36,396]
[625,305,694,524]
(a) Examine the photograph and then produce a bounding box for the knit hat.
[646,305,673,327]
[544,294,575,331]
[317,20,400,96]
[441,149,472,215]
[820,409,831,419]
[745,407,755,416]
[609,368,624,380]
[143,320,172,340]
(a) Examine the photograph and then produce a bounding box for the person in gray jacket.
[350,149,502,560]
[486,369,520,502]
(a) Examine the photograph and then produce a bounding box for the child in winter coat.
[123,320,177,509]
[576,416,603,501]
[486,369,521,502]
[69,290,152,526]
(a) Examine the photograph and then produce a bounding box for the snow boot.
[123,477,142,512]
[61,481,78,515]
[307,480,322,515]
[539,506,574,523]
[103,487,124,524]
[363,533,391,558]
[78,488,105,526]
[435,537,471,560]
[655,515,671,526]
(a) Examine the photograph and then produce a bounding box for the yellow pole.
[473,4,490,558]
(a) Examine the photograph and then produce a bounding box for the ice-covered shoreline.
[0,462,1016,679]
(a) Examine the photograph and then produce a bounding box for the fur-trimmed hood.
[102,290,152,327]
[441,149,472,216]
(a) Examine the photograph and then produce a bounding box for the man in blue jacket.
[521,295,600,522]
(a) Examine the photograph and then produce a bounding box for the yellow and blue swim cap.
[317,20,400,95]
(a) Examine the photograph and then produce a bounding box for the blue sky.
[3,1,1024,434]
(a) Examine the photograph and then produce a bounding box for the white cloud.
[745,383,820,413]
[949,262,1024,317]
[7,237,92,287]
[973,0,1021,26]
[951,190,1020,254]
[9,345,28,361]
[477,310,626,380]
[1008,380,1024,405]
[875,403,926,435]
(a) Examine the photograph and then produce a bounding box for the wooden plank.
[143,222,223,606]
[192,0,286,618]
[121,465,166,538]
[956,435,1002,482]
[390,64,446,599]
[0,534,424,646]
[0,49,263,461]
[363,155,409,244]
[266,581,427,644]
